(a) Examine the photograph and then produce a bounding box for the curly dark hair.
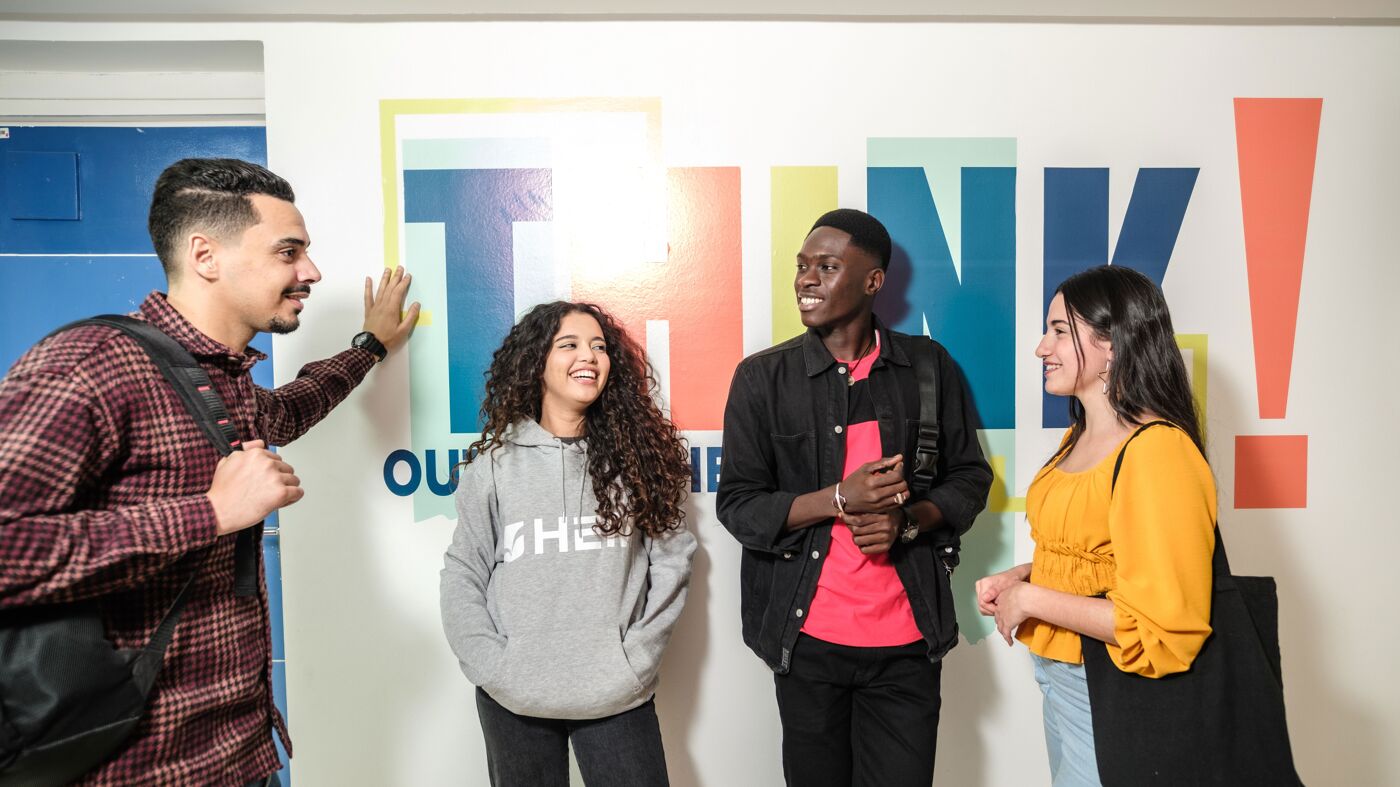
[466,301,691,537]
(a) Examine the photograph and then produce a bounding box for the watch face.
[353,332,386,360]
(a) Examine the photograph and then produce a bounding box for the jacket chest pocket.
[770,431,817,492]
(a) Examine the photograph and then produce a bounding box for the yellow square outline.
[378,97,663,269]
[1175,333,1208,428]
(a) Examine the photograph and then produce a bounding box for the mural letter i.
[1232,97,1321,509]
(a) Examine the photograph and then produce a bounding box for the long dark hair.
[1055,265,1206,459]
[466,301,691,537]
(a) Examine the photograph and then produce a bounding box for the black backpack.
[0,315,242,786]
[908,335,962,572]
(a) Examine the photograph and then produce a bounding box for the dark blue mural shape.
[403,168,553,432]
[1042,167,1198,428]
[870,166,1016,430]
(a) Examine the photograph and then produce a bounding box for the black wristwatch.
[899,505,921,543]
[351,331,388,363]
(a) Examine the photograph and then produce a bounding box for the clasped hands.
[838,455,909,556]
[975,563,1036,646]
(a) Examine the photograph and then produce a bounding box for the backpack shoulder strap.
[910,335,940,497]
[48,315,242,456]
[44,315,246,656]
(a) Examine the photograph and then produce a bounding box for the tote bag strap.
[1110,420,1232,580]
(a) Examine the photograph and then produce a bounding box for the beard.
[267,315,301,334]
[266,284,311,334]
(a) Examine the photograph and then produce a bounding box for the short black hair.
[147,158,295,278]
[810,208,892,270]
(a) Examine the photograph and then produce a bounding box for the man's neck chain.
[847,331,878,387]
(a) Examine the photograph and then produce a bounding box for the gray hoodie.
[440,418,696,720]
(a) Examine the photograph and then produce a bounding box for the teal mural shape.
[952,428,1019,644]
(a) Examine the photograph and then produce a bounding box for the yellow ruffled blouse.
[1017,424,1217,677]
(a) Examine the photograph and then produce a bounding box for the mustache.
[282,285,312,297]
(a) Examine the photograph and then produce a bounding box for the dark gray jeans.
[475,687,669,787]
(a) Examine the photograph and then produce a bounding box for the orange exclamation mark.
[1233,97,1322,509]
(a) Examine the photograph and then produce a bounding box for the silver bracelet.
[833,483,847,516]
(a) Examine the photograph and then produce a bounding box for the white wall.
[2,18,1396,786]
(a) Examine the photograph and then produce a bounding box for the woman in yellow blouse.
[976,265,1215,787]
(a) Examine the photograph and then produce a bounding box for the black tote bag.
[1080,422,1302,786]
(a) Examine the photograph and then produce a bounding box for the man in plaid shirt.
[0,158,420,786]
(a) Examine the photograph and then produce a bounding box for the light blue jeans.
[1031,654,1103,787]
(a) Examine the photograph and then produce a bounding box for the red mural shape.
[571,168,743,431]
[1233,97,1321,510]
[1234,97,1322,420]
[1235,435,1308,509]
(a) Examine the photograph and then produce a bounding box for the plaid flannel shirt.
[0,292,376,785]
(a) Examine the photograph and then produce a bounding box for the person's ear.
[188,234,219,283]
[867,267,885,296]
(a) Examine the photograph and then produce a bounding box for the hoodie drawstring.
[578,442,588,522]
[559,440,568,521]
[557,438,589,524]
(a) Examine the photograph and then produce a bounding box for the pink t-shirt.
[801,335,923,647]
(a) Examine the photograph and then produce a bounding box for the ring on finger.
[894,491,905,505]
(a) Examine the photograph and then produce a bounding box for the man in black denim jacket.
[717,209,992,787]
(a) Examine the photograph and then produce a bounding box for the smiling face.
[214,194,322,335]
[1036,292,1111,399]
[794,226,884,331]
[540,310,611,418]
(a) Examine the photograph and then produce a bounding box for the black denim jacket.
[716,320,993,673]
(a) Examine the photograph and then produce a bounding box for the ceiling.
[0,41,263,72]
[0,0,1396,21]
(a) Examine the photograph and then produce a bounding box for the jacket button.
[834,425,843,434]
[811,550,820,559]
[781,551,793,560]
[838,366,847,374]
[795,608,804,618]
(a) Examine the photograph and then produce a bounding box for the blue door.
[0,125,293,785]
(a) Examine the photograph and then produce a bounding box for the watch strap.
[352,331,387,362]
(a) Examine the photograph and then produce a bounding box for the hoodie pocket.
[486,628,645,719]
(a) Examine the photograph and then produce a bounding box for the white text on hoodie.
[502,515,627,563]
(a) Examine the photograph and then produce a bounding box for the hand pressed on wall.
[363,265,421,353]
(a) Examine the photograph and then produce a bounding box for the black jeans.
[475,687,669,787]
[774,633,942,787]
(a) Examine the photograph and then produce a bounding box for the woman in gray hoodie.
[441,301,696,787]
